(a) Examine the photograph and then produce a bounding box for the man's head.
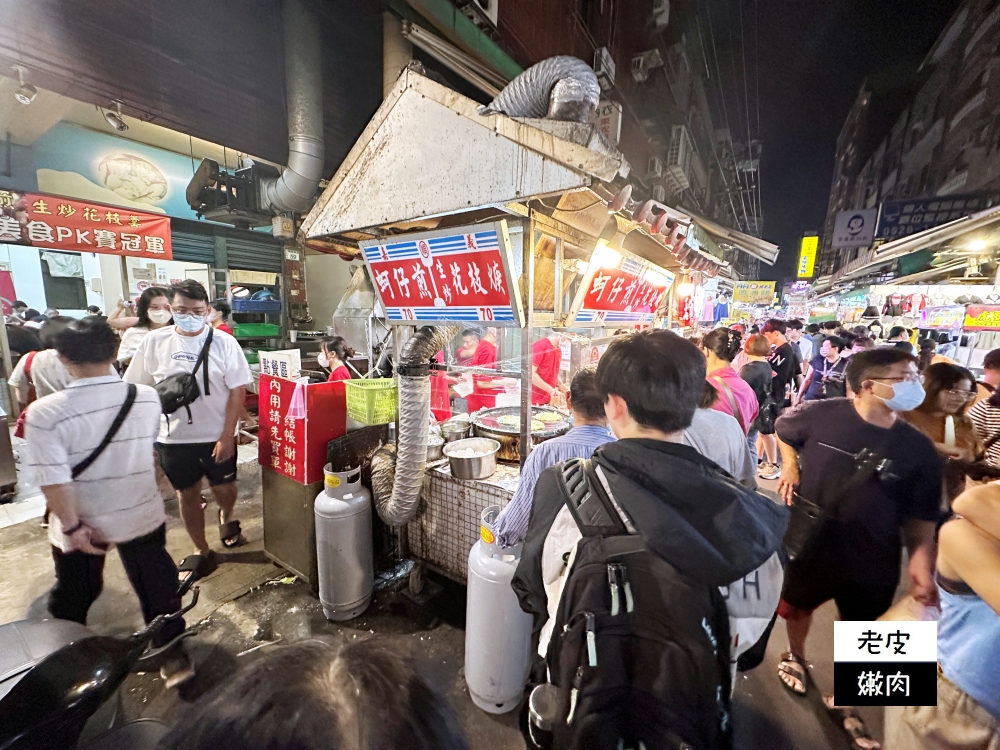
[595,330,704,438]
[459,329,480,351]
[821,321,839,332]
[12,301,27,314]
[850,336,875,356]
[887,326,908,342]
[168,280,211,335]
[566,367,606,425]
[820,335,845,358]
[846,348,921,409]
[805,323,820,335]
[53,318,119,374]
[983,348,1000,387]
[38,315,76,349]
[43,308,59,318]
[761,318,787,346]
[785,318,804,342]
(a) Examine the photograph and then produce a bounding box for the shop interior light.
[592,239,622,269]
[676,274,695,296]
[644,270,668,288]
[102,101,128,132]
[11,65,36,105]
[967,238,989,252]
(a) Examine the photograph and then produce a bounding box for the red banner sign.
[582,267,669,314]
[0,189,172,259]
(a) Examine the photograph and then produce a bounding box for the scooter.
[0,588,199,750]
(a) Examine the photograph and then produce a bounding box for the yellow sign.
[733,281,776,306]
[797,235,818,278]
[963,305,1000,330]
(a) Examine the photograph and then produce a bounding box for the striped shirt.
[24,375,166,550]
[969,398,1000,467]
[494,424,615,548]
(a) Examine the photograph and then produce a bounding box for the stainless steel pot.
[470,405,571,462]
[426,435,445,461]
[442,419,472,443]
[442,438,500,480]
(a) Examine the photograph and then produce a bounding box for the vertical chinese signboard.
[358,221,524,326]
[0,189,172,259]
[569,255,674,325]
[258,375,347,485]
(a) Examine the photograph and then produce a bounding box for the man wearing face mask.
[770,348,941,703]
[125,280,252,588]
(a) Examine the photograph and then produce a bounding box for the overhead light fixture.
[102,101,128,132]
[11,65,36,105]
[967,238,988,252]
[592,239,622,269]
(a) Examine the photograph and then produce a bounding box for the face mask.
[317,352,330,368]
[876,379,925,411]
[174,313,206,333]
[148,309,172,325]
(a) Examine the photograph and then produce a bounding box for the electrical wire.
[737,0,760,236]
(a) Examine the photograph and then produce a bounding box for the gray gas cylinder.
[465,505,533,714]
[315,463,373,621]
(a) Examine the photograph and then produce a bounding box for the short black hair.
[212,299,232,317]
[852,336,876,351]
[983,348,1000,371]
[887,326,908,340]
[155,639,469,750]
[823,335,846,353]
[22,308,40,320]
[845,348,917,394]
[13,300,26,310]
[761,318,787,335]
[568,367,605,421]
[52,318,119,365]
[786,318,803,330]
[805,323,820,334]
[821,321,839,331]
[595,329,704,433]
[702,327,743,362]
[168,278,210,304]
[85,305,101,314]
[39,315,76,348]
[460,329,481,340]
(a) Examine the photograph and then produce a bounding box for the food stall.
[297,67,730,590]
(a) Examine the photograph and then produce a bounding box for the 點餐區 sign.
[0,189,172,259]
[359,221,523,325]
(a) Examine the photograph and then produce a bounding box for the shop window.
[40,250,87,311]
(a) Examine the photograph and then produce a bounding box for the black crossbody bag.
[154,328,213,425]
[71,384,137,479]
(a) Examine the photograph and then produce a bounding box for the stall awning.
[683,211,780,266]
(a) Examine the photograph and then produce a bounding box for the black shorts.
[779,550,897,621]
[156,442,237,491]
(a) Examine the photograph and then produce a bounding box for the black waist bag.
[545,458,733,750]
[154,328,213,425]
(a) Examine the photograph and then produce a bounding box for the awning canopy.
[682,211,780,266]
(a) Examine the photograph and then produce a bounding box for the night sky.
[703,0,961,282]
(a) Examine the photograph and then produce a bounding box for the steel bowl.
[442,437,500,480]
[442,419,473,443]
[426,434,445,461]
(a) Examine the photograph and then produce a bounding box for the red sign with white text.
[582,267,669,315]
[0,189,172,259]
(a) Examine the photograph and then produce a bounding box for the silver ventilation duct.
[377,325,461,527]
[260,0,325,213]
[478,55,600,123]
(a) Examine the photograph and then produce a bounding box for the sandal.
[824,695,881,750]
[777,651,809,695]
[177,552,215,596]
[219,510,244,548]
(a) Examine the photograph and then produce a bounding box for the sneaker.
[758,463,781,480]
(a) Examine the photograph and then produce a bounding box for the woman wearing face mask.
[319,336,354,382]
[902,363,984,504]
[116,288,173,365]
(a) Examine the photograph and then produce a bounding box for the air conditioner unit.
[469,0,499,26]
[594,47,616,91]
[664,125,694,192]
[652,184,667,202]
[631,48,664,83]
[646,156,664,181]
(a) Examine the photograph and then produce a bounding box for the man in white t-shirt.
[125,280,252,585]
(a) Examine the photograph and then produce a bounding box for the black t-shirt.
[740,360,772,407]
[768,342,798,401]
[775,399,941,581]
[803,355,848,401]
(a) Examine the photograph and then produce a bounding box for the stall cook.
[531,330,565,405]
[319,336,354,382]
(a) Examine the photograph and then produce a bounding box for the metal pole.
[520,220,536,467]
[554,236,564,322]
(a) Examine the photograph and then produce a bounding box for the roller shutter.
[226,237,283,272]
[170,229,216,264]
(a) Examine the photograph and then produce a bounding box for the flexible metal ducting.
[260,0,325,213]
[478,55,600,123]
[377,325,461,527]
[371,442,397,522]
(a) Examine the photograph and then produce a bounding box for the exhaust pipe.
[260,0,325,213]
[377,325,461,527]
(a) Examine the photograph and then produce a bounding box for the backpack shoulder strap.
[710,375,745,431]
[72,384,137,479]
[195,327,213,396]
[556,457,629,537]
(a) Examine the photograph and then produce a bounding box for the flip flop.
[777,651,809,695]
[823,695,881,750]
[177,552,215,596]
[219,511,244,549]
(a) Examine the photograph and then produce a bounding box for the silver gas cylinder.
[315,463,373,621]
[465,505,533,714]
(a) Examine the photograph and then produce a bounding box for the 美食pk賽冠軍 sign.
[733,281,775,306]
[963,305,1000,331]
[359,221,523,326]
[0,189,172,259]
[574,265,673,324]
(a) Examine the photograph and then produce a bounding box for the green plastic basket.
[345,378,397,425]
[234,323,281,339]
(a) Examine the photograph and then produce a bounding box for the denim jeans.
[747,428,759,465]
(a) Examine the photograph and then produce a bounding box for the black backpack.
[544,458,733,750]
[154,328,212,425]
